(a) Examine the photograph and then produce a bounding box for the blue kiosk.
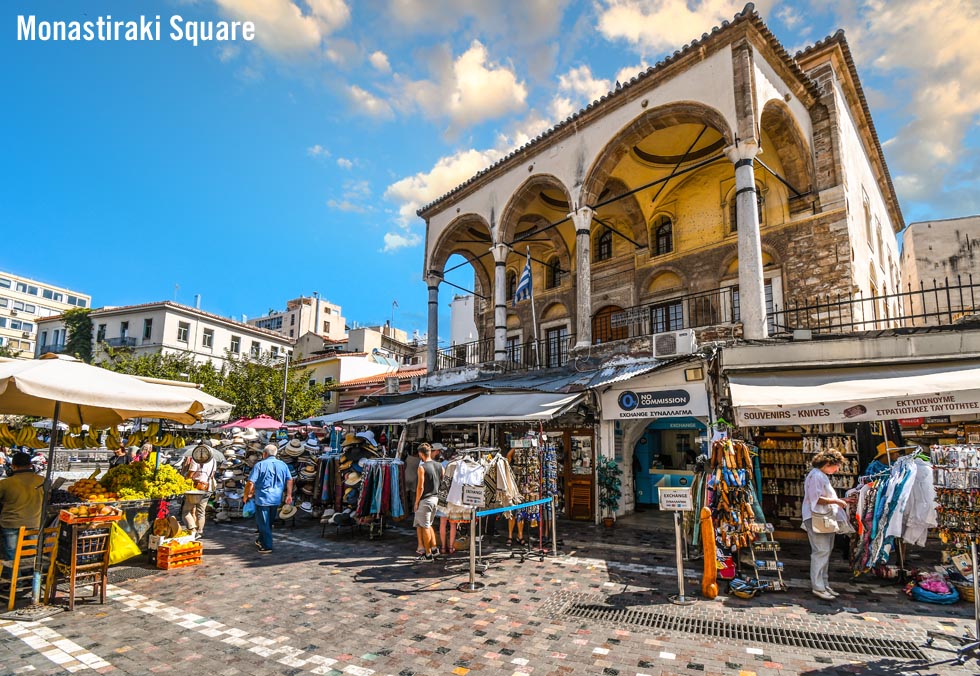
[632,416,707,507]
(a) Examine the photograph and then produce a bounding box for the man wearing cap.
[243,444,293,554]
[0,452,47,563]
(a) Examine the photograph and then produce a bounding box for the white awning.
[427,392,584,423]
[303,408,376,426]
[729,361,980,426]
[342,394,474,424]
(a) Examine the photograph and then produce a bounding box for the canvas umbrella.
[217,417,248,430]
[0,354,231,605]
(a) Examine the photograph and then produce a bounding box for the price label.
[658,487,693,511]
[462,485,484,507]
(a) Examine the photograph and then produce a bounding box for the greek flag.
[514,249,532,305]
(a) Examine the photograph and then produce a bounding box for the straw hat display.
[279,504,297,520]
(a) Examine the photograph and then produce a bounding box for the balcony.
[434,276,980,372]
[104,336,137,348]
[38,343,66,356]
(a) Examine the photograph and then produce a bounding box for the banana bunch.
[105,427,121,450]
[128,431,144,447]
[146,422,160,438]
[156,432,174,448]
[0,424,16,446]
[173,436,186,449]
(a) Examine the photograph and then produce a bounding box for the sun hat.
[300,483,314,495]
[341,433,361,447]
[298,501,313,513]
[875,440,899,459]
[242,430,259,441]
[338,458,352,471]
[248,440,265,451]
[223,478,238,489]
[344,471,362,486]
[279,504,297,519]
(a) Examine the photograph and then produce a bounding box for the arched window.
[506,270,517,301]
[653,216,673,256]
[594,228,613,261]
[729,189,763,232]
[545,256,563,289]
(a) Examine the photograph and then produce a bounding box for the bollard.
[550,496,558,557]
[457,507,485,592]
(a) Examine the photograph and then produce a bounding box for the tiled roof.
[794,31,905,232]
[416,2,819,218]
[337,368,428,388]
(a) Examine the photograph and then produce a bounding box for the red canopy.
[229,414,284,430]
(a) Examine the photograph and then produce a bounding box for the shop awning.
[729,361,980,426]
[426,392,584,423]
[340,394,474,424]
[302,408,376,426]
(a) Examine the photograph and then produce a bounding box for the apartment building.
[248,296,346,340]
[0,270,90,356]
[36,301,293,367]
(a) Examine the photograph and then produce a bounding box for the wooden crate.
[156,542,203,570]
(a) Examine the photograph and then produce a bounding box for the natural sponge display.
[99,461,193,499]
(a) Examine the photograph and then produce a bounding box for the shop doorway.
[632,417,706,507]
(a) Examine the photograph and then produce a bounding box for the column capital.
[490,243,510,264]
[724,140,761,165]
[425,273,442,288]
[568,207,594,231]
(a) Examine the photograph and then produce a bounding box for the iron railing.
[104,336,137,348]
[773,275,980,333]
[433,277,980,370]
[37,343,66,356]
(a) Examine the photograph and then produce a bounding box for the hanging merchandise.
[510,441,542,525]
[708,439,767,549]
[353,458,405,523]
[849,450,936,574]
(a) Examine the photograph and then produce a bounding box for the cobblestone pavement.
[1,512,977,676]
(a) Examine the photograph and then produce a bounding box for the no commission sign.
[601,385,710,420]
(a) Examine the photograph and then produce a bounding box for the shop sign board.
[735,392,980,427]
[602,385,709,420]
[658,487,693,511]
[461,485,484,507]
[898,417,925,428]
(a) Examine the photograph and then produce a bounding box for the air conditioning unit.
[21,331,31,338]
[384,376,399,394]
[9,310,17,316]
[652,329,697,359]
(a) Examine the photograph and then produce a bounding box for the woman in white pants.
[802,449,848,600]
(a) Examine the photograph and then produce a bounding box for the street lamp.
[280,350,290,423]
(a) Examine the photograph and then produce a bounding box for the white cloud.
[838,0,980,213]
[336,157,353,169]
[214,0,350,57]
[401,40,527,133]
[383,0,566,47]
[382,232,423,252]
[327,199,366,212]
[216,45,240,62]
[775,5,802,28]
[369,50,391,73]
[327,179,372,213]
[595,0,772,53]
[307,144,330,157]
[347,84,395,118]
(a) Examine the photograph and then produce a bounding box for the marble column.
[570,207,594,347]
[725,142,768,339]
[426,273,441,372]
[491,244,509,362]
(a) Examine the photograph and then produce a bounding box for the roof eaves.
[794,31,905,232]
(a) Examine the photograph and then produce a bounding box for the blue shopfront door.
[633,417,706,505]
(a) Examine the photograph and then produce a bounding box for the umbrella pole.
[33,401,60,604]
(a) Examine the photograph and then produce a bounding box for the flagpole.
[527,248,541,367]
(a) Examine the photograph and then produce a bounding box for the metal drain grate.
[563,603,926,660]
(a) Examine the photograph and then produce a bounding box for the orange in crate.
[156,542,203,570]
[59,506,123,524]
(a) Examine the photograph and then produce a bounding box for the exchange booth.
[599,376,711,512]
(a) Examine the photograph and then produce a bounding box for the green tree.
[0,343,21,358]
[99,349,223,396]
[217,352,325,421]
[63,308,93,362]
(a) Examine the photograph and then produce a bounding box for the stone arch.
[760,100,815,200]
[721,248,780,279]
[499,173,574,246]
[579,101,735,207]
[590,177,648,250]
[428,213,492,274]
[506,313,522,330]
[541,301,569,321]
[637,265,686,299]
[512,213,574,284]
[646,270,685,295]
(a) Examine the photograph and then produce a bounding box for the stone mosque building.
[418,3,904,372]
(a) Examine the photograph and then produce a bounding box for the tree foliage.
[0,343,21,359]
[98,349,325,421]
[63,308,93,362]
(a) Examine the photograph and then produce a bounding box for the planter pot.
[602,516,615,529]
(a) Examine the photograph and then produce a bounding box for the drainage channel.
[562,602,926,660]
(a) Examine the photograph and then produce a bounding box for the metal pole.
[973,541,979,643]
[551,496,558,557]
[33,400,60,604]
[469,508,476,589]
[281,351,289,423]
[669,509,696,605]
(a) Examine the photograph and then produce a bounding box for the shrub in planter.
[597,457,623,525]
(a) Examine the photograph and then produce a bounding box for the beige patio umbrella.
[0,354,232,605]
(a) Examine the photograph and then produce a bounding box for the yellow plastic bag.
[108,522,141,565]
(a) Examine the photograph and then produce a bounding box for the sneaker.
[825,587,840,597]
[812,588,835,601]
[257,547,272,554]
[430,548,442,559]
[415,553,434,562]
[254,539,263,549]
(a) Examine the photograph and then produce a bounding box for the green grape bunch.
[100,461,194,499]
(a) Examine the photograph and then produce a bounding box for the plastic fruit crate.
[59,507,123,524]
[157,556,202,570]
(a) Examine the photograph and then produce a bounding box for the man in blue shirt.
[243,444,293,553]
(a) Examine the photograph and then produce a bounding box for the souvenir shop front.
[427,392,596,522]
[723,360,980,611]
[597,367,712,515]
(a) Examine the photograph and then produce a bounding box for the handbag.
[811,512,840,534]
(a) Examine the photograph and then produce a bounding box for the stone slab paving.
[1,515,977,676]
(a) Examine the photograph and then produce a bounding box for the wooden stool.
[47,522,111,611]
[4,526,59,611]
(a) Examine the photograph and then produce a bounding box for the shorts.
[413,496,438,528]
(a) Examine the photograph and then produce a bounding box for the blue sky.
[2,0,978,346]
